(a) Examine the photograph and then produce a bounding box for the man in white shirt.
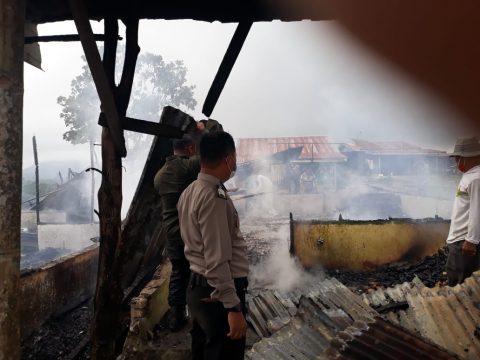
[446,137,480,286]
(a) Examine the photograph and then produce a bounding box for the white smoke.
[247,224,317,292]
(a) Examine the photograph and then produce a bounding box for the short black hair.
[173,134,194,151]
[200,131,235,167]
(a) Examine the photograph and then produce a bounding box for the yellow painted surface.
[138,260,172,339]
[293,221,449,271]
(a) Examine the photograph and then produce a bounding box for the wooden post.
[0,0,25,359]
[91,17,140,360]
[32,136,40,224]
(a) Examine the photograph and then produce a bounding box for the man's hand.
[462,241,477,256]
[227,311,247,340]
[196,121,206,131]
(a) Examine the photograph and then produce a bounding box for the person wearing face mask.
[446,137,480,286]
[177,131,248,360]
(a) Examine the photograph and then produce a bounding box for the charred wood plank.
[24,34,122,44]
[202,21,252,117]
[68,0,126,157]
[98,113,184,138]
[375,301,409,314]
[120,107,196,289]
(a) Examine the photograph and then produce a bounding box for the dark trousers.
[446,240,480,286]
[187,274,247,360]
[168,257,191,307]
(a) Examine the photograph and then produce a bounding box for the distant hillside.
[23,160,90,182]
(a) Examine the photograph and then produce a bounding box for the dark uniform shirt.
[154,155,200,258]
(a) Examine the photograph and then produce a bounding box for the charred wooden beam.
[120,107,196,291]
[98,113,184,138]
[0,0,24,358]
[117,17,140,112]
[69,0,126,157]
[91,16,141,360]
[202,21,252,117]
[24,34,122,44]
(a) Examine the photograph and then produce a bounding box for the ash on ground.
[22,300,92,360]
[326,248,448,294]
[241,216,449,294]
[242,217,290,266]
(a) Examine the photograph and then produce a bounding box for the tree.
[57,47,197,156]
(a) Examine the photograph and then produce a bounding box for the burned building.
[1,1,478,360]
[236,136,346,193]
[340,139,453,176]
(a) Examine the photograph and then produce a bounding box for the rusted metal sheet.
[363,272,480,359]
[291,218,450,270]
[246,277,455,359]
[237,136,346,164]
[247,278,376,340]
[19,244,98,340]
[329,318,457,360]
[347,139,447,156]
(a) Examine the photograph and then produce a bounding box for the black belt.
[190,272,248,289]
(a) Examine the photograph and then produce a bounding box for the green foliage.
[58,61,100,145]
[57,48,197,154]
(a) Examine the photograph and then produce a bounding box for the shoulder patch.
[217,185,227,199]
[456,188,468,197]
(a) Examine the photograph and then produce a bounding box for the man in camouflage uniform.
[154,134,200,331]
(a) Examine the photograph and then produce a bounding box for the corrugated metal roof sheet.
[348,139,447,155]
[246,277,455,359]
[362,272,480,359]
[237,137,346,164]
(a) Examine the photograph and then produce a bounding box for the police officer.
[177,131,249,360]
[154,134,200,331]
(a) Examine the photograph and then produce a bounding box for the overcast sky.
[23,19,470,169]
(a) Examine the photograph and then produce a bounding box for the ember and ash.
[326,248,448,294]
[242,216,449,294]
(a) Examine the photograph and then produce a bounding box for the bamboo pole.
[0,0,25,359]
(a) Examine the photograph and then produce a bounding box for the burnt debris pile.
[327,247,448,293]
[21,301,92,360]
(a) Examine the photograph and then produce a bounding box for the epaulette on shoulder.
[217,185,227,200]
